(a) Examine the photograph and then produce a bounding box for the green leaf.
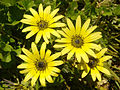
[7,6,24,23]
[0,53,3,59]
[13,48,22,55]
[0,0,18,7]
[10,38,15,43]
[2,52,11,62]
[113,5,120,15]
[18,0,35,10]
[3,43,13,52]
[102,8,112,16]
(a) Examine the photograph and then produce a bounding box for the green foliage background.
[0,0,120,90]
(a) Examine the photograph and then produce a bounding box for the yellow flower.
[17,42,63,86]
[54,15,102,63]
[80,48,112,81]
[21,4,66,44]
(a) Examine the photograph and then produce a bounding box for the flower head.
[21,4,66,44]
[54,15,102,63]
[17,42,63,86]
[79,48,112,81]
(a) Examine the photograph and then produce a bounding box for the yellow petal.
[44,6,51,20]
[82,46,96,58]
[55,38,71,43]
[50,8,59,18]
[17,63,28,68]
[23,14,35,20]
[81,64,90,78]
[80,19,90,36]
[96,48,107,59]
[50,29,61,38]
[84,32,102,43]
[39,72,46,86]
[48,61,63,66]
[31,71,40,86]
[40,42,46,59]
[61,45,73,55]
[53,44,67,48]
[45,49,51,60]
[31,42,40,59]
[99,56,112,62]
[26,29,39,39]
[45,30,50,39]
[79,49,89,63]
[51,71,58,77]
[48,52,61,62]
[19,55,32,62]
[49,15,64,24]
[84,43,102,51]
[22,48,36,60]
[49,23,66,28]
[29,8,40,20]
[57,30,68,38]
[83,25,97,38]
[35,31,43,43]
[67,48,76,60]
[91,68,96,81]
[24,70,36,82]
[20,69,30,74]
[39,4,43,17]
[43,32,49,44]
[21,19,36,25]
[75,49,82,62]
[50,67,61,73]
[46,75,54,83]
[67,18,75,33]
[94,68,101,81]
[62,27,73,37]
[97,66,110,75]
[76,15,81,35]
[22,26,32,32]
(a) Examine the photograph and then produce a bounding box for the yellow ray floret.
[17,42,63,86]
[80,48,112,81]
[21,3,66,44]
[54,15,102,63]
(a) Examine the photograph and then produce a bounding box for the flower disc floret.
[71,35,84,48]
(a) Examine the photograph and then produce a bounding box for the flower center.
[71,35,84,48]
[37,20,48,30]
[35,60,47,71]
[88,57,99,68]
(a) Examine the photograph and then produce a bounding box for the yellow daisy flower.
[21,4,66,44]
[17,42,63,86]
[54,15,102,63]
[80,48,112,81]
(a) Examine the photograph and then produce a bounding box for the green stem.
[35,80,39,90]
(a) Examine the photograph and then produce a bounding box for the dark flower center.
[35,60,47,71]
[71,35,84,48]
[37,20,48,30]
[88,57,99,68]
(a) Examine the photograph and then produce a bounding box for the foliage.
[0,0,120,90]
